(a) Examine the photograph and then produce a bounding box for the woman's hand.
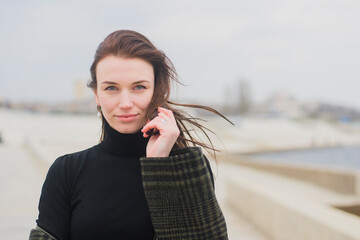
[141,107,180,158]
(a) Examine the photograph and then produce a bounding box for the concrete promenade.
[0,109,269,239]
[0,144,44,239]
[1,109,360,239]
[221,158,360,240]
[0,142,269,240]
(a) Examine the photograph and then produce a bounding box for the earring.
[96,105,102,119]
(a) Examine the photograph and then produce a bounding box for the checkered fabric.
[140,147,228,240]
[29,226,56,240]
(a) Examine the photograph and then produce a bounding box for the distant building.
[260,92,304,118]
[73,79,92,100]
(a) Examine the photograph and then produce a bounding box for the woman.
[30,30,229,240]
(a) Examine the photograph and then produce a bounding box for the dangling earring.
[97,105,102,119]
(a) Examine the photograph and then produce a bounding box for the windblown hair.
[88,30,232,159]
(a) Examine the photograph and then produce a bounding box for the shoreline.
[232,143,360,156]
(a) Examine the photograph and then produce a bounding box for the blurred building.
[73,79,93,100]
[255,92,304,118]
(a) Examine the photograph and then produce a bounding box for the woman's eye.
[134,85,146,90]
[105,86,117,91]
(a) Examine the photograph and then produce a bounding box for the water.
[250,146,360,170]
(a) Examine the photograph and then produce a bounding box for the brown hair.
[88,30,232,159]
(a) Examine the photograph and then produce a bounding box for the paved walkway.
[221,204,269,240]
[212,161,269,240]
[0,143,46,240]
[0,134,269,239]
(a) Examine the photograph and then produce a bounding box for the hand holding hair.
[141,107,180,158]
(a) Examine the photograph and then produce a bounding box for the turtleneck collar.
[99,120,149,157]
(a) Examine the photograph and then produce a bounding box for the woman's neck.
[100,120,148,157]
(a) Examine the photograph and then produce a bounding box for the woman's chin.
[113,124,143,134]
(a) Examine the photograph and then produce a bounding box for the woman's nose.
[118,92,134,109]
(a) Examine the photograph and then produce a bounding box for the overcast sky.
[1,0,360,109]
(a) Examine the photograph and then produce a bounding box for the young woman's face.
[94,56,155,134]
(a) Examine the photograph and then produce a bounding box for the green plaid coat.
[29,147,228,240]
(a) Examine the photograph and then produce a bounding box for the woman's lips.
[115,114,139,122]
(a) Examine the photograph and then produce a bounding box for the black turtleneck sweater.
[36,122,155,239]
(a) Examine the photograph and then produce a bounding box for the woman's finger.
[141,119,158,137]
[158,112,171,123]
[142,107,179,138]
[157,107,176,123]
[141,116,168,137]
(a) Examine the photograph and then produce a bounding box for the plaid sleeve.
[29,226,57,240]
[140,147,228,240]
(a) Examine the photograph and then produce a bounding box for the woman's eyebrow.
[132,80,151,85]
[101,81,118,85]
[101,80,150,85]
